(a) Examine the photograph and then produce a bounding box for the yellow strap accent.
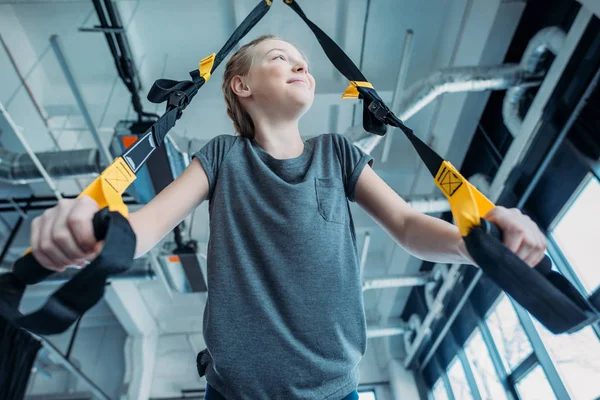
[265,0,272,5]
[79,157,136,218]
[342,81,374,99]
[199,53,216,82]
[434,161,495,236]
[284,0,293,3]
[22,157,135,256]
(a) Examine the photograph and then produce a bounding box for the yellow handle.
[79,157,136,218]
[23,157,136,257]
[434,161,495,236]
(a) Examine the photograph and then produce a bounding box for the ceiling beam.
[577,0,600,19]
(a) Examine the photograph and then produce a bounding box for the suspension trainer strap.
[0,209,135,335]
[284,0,599,333]
[0,0,273,336]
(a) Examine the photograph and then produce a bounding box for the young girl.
[30,35,547,400]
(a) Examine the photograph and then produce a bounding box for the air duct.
[0,147,103,184]
[351,64,544,154]
[502,26,566,136]
[367,320,408,338]
[363,272,433,291]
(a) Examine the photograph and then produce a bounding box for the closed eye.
[273,54,286,61]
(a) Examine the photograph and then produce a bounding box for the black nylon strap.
[148,0,271,146]
[0,209,136,335]
[465,226,599,334]
[283,0,366,83]
[286,0,600,334]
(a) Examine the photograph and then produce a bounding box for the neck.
[252,117,304,159]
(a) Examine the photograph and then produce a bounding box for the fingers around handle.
[92,207,111,241]
[13,208,112,285]
[480,218,552,276]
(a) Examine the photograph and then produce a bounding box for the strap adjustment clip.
[167,90,190,119]
[368,100,390,121]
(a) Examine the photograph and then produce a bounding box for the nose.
[293,59,308,73]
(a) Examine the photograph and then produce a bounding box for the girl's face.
[241,39,315,118]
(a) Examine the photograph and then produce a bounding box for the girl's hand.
[484,206,547,267]
[30,196,101,272]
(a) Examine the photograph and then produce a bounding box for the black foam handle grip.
[480,218,553,276]
[12,208,112,286]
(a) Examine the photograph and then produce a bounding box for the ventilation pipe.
[351,64,544,154]
[363,272,432,291]
[502,26,566,136]
[367,320,408,338]
[0,147,103,184]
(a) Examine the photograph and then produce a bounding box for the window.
[485,295,533,371]
[532,318,600,400]
[464,329,508,400]
[358,390,376,400]
[431,379,449,400]
[515,364,557,400]
[551,175,600,294]
[447,357,474,400]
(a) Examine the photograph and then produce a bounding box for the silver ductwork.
[502,26,566,136]
[352,63,544,154]
[367,320,408,338]
[363,272,433,291]
[0,147,103,184]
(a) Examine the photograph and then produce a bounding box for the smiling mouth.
[288,79,307,86]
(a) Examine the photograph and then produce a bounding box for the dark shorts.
[204,384,359,400]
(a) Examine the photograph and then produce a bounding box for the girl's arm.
[354,165,547,267]
[30,157,210,270]
[128,157,209,258]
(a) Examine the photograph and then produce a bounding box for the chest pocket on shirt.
[315,177,347,224]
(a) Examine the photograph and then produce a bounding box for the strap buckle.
[167,91,190,119]
[367,99,390,122]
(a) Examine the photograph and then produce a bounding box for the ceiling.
[0,0,534,395]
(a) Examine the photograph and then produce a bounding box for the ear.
[231,76,251,98]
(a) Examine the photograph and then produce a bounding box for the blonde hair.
[222,34,280,138]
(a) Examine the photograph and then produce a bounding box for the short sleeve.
[331,133,374,202]
[192,134,237,200]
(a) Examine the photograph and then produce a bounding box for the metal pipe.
[33,339,111,400]
[50,35,112,165]
[0,201,29,265]
[367,321,408,338]
[0,34,62,152]
[502,27,566,136]
[0,102,63,200]
[414,51,600,374]
[382,29,414,163]
[0,148,102,184]
[402,263,462,367]
[359,231,371,278]
[79,26,125,33]
[363,273,432,291]
[353,64,543,154]
[418,268,482,371]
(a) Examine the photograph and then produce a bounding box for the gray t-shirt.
[193,133,373,400]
